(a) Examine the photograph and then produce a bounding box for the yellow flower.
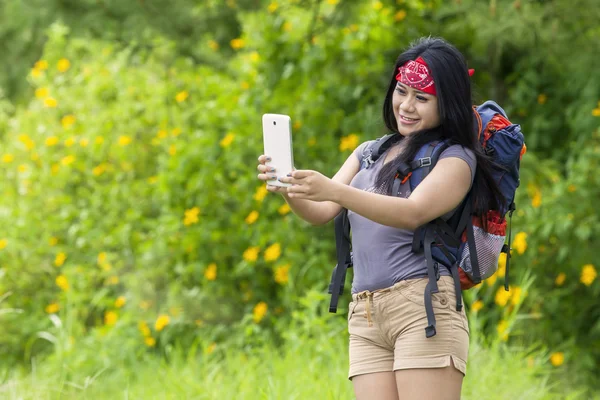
[245,210,259,225]
[148,176,158,184]
[80,138,89,147]
[155,314,170,331]
[531,187,541,208]
[230,38,245,50]
[497,253,507,277]
[274,264,291,284]
[373,1,383,10]
[98,252,108,266]
[494,287,511,307]
[184,207,200,226]
[592,108,600,117]
[61,155,76,166]
[339,134,360,152]
[249,52,260,63]
[57,58,71,73]
[555,272,566,286]
[471,300,484,312]
[169,145,177,156]
[0,239,7,249]
[567,184,576,193]
[138,321,151,337]
[115,296,126,308]
[486,272,498,286]
[55,275,69,291]
[537,94,547,104]
[95,136,105,145]
[92,164,106,176]
[118,136,132,146]
[220,132,235,148]
[35,60,48,70]
[267,1,278,13]
[35,87,49,99]
[394,9,407,21]
[2,154,14,163]
[45,303,60,314]
[17,164,27,173]
[205,263,217,281]
[63,137,75,147]
[550,352,564,367]
[156,130,167,139]
[45,136,59,147]
[510,286,523,306]
[55,252,67,267]
[61,115,76,128]
[254,185,268,202]
[208,40,219,51]
[581,264,597,286]
[264,243,281,262]
[278,203,291,215]
[51,164,60,175]
[327,0,339,4]
[512,232,527,255]
[243,246,260,262]
[497,320,509,341]
[44,97,58,108]
[175,91,189,103]
[205,342,217,354]
[253,301,268,323]
[171,128,182,137]
[106,275,119,285]
[104,311,118,326]
[145,337,156,347]
[18,134,35,150]
[241,81,250,90]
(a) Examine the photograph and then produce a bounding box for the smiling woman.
[256,36,506,400]
[393,81,440,134]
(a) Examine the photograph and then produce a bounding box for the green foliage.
[1,0,600,394]
[0,291,593,399]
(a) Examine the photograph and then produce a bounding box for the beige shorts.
[348,276,469,380]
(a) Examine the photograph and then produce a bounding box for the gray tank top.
[348,140,477,294]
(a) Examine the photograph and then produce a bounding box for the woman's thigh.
[353,372,399,400]
[394,364,463,400]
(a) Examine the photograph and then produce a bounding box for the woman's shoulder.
[438,144,477,181]
[439,144,476,163]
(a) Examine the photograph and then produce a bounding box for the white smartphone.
[262,113,294,187]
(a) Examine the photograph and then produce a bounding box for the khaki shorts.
[348,276,469,380]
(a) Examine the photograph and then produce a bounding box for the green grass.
[0,334,593,400]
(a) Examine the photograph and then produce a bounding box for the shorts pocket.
[347,301,358,322]
[398,278,450,311]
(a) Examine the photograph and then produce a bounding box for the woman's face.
[392,82,440,136]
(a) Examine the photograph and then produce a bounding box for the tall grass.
[0,334,592,400]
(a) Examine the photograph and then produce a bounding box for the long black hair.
[376,37,503,219]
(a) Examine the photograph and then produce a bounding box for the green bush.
[1,0,600,392]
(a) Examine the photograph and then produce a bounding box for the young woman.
[256,37,502,400]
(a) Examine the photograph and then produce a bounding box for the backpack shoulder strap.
[360,133,400,170]
[328,208,353,313]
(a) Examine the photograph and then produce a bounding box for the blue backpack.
[328,101,526,338]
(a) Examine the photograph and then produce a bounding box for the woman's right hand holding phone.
[257,155,287,194]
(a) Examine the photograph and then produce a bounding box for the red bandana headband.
[395,56,475,96]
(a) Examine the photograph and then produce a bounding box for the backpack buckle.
[362,152,375,169]
[418,157,432,167]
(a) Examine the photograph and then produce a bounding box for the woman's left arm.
[281,157,472,231]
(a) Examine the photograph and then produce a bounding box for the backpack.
[327,100,526,338]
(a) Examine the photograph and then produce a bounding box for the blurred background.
[0,0,599,398]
